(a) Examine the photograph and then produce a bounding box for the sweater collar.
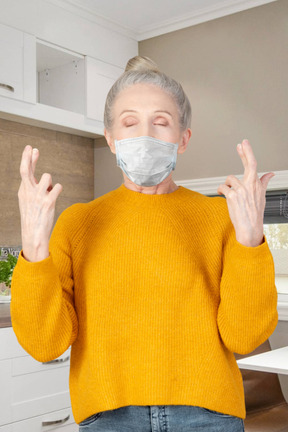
[116,183,186,206]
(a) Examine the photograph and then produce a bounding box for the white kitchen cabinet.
[0,26,126,136]
[34,40,124,134]
[37,43,124,123]
[85,57,124,122]
[0,3,138,137]
[0,23,36,104]
[0,327,77,431]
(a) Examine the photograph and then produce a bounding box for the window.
[263,191,288,282]
[264,224,288,250]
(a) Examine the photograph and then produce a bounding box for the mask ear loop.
[114,141,122,167]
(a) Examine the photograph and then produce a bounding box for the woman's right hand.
[18,145,63,262]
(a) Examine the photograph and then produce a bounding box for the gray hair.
[104,69,192,132]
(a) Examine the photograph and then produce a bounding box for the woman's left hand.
[217,139,274,247]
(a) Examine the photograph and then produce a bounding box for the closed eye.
[154,116,169,127]
[123,121,137,127]
[122,117,138,127]
[154,119,168,126]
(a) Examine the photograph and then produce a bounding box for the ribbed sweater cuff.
[16,250,55,279]
[229,235,274,267]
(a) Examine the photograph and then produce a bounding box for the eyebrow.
[119,110,173,117]
[155,110,173,117]
[119,110,137,116]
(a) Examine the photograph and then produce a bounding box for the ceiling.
[47,0,278,40]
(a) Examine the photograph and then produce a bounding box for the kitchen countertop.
[0,303,12,328]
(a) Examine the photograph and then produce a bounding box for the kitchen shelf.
[0,96,103,138]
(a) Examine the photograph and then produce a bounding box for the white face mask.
[115,136,179,187]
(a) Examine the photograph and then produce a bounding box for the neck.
[122,173,179,195]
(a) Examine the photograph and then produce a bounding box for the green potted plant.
[0,253,18,303]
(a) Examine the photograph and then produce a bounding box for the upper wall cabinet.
[0,23,36,104]
[37,41,123,122]
[0,27,126,137]
[85,57,123,123]
[35,40,124,133]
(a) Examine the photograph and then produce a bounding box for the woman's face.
[104,83,191,154]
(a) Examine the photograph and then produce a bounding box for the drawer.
[0,359,12,425]
[12,360,71,422]
[0,407,78,432]
[0,327,30,360]
[0,355,72,425]
[0,327,71,363]
[13,349,71,375]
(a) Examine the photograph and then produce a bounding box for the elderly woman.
[11,56,278,432]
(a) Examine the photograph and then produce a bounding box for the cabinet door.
[85,57,123,122]
[0,327,72,424]
[0,23,36,103]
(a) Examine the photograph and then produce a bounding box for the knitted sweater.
[10,184,278,424]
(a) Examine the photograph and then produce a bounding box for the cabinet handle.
[42,355,70,364]
[0,83,14,92]
[42,414,70,426]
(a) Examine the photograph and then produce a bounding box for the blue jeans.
[79,405,245,431]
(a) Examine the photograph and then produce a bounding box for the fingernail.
[237,143,242,150]
[33,148,38,153]
[243,139,249,143]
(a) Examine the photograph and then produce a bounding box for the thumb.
[260,172,275,191]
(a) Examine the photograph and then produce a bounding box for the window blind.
[208,190,288,224]
[264,190,288,224]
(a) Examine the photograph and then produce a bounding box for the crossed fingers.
[216,139,275,247]
[19,145,62,200]
[217,139,273,197]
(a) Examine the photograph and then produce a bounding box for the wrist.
[22,240,49,262]
[236,234,264,248]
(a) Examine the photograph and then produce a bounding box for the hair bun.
[125,55,160,73]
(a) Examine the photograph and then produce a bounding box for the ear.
[104,129,116,154]
[177,128,192,154]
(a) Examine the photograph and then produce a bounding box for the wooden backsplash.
[0,118,94,246]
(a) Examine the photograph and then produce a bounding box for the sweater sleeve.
[10,208,78,362]
[216,206,278,355]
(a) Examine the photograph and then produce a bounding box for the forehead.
[113,83,178,115]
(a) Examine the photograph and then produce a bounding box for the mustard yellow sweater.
[11,184,278,424]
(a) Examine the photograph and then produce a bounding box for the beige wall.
[94,0,288,198]
[94,137,123,198]
[0,119,94,246]
[139,0,288,181]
